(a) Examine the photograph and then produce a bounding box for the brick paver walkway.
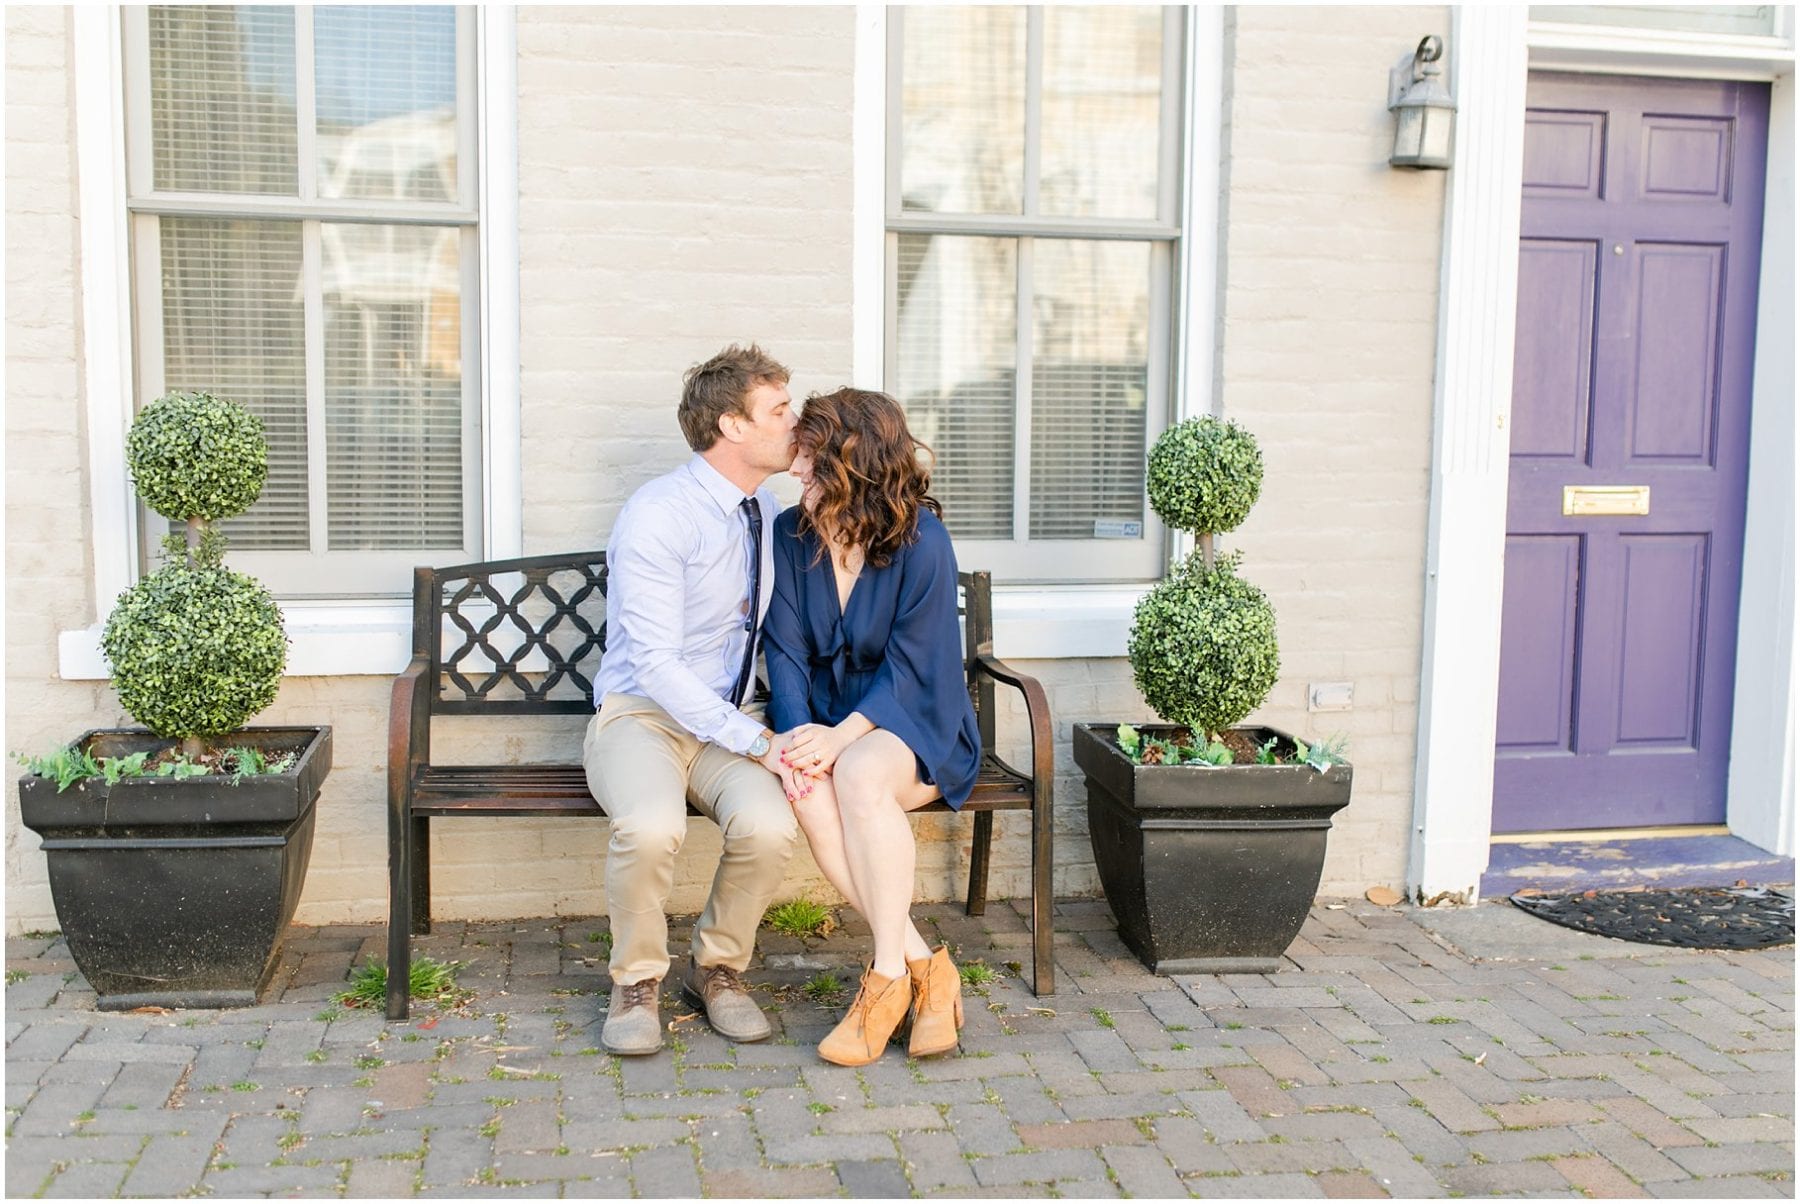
[5,899,1793,1198]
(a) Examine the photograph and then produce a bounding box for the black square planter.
[18,727,331,1010]
[1073,722,1352,974]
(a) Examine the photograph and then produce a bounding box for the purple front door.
[1493,74,1769,833]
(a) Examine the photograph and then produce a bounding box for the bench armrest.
[972,652,1054,790]
[388,655,432,804]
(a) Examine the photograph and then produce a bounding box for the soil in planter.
[1134,727,1296,765]
[78,730,306,779]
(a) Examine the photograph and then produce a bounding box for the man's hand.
[763,730,812,802]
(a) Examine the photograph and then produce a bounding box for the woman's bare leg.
[832,730,940,979]
[790,774,932,962]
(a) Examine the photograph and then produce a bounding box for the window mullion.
[1015,6,1043,546]
[302,220,328,556]
[295,5,317,202]
[1012,237,1034,545]
[1023,6,1043,218]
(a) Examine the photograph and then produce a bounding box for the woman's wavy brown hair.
[795,388,940,570]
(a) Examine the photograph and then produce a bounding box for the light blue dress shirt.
[593,455,777,756]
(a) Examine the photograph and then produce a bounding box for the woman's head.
[790,388,940,569]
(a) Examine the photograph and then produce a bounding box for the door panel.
[1493,74,1767,832]
[1496,535,1583,753]
[1513,240,1598,459]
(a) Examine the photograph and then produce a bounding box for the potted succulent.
[1072,416,1352,974]
[17,391,331,1010]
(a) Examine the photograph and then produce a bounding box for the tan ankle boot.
[818,966,911,1067]
[906,946,964,1058]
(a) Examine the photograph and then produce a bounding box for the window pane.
[323,223,465,549]
[898,7,1026,216]
[315,6,459,202]
[894,233,1018,540]
[149,6,298,195]
[159,217,309,549]
[1041,7,1165,220]
[1029,240,1150,540]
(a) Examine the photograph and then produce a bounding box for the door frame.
[1408,8,1796,903]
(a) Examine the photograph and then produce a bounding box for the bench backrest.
[411,553,997,732]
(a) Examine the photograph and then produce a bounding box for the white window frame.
[854,5,1223,656]
[60,4,520,679]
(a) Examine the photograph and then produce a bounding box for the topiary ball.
[126,390,268,522]
[102,561,287,738]
[1128,553,1279,737]
[1146,416,1262,536]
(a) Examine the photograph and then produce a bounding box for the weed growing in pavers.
[479,1118,501,1138]
[764,897,835,939]
[246,1037,266,1049]
[802,971,846,1003]
[1091,1008,1115,1028]
[808,1102,833,1115]
[22,929,58,939]
[960,961,998,987]
[1167,1023,1190,1032]
[1224,1022,1244,1031]
[231,1081,260,1092]
[74,1110,95,1124]
[305,1049,328,1063]
[1428,1016,1458,1024]
[4,969,28,985]
[352,1075,374,1088]
[354,1054,384,1069]
[335,956,469,1010]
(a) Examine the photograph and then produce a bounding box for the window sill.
[56,585,1149,681]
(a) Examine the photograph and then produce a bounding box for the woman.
[763,387,981,1067]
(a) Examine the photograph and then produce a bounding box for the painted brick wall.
[6,5,105,930]
[6,5,1447,932]
[1211,5,1450,894]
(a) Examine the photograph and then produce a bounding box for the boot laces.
[618,978,659,1012]
[703,964,748,998]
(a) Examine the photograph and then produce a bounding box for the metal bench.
[385,551,1054,1019]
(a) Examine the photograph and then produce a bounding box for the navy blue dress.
[764,506,982,810]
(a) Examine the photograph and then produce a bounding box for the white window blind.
[887,5,1182,582]
[125,5,480,599]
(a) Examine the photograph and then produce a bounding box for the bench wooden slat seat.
[387,550,1054,1020]
[412,755,1034,817]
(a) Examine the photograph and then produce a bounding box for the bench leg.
[965,810,994,916]
[1031,787,1054,997]
[387,809,413,1021]
[409,816,431,935]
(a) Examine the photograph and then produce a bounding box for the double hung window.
[124,5,479,597]
[887,6,1184,581]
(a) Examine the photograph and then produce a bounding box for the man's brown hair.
[678,344,791,452]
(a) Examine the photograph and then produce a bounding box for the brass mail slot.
[1563,485,1650,517]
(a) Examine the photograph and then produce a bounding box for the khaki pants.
[583,693,798,985]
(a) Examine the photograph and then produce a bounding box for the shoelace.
[618,978,659,1011]
[703,964,748,998]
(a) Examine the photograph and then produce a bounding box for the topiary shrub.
[101,391,287,753]
[1127,416,1278,742]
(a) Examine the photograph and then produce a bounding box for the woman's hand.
[781,715,873,779]
[769,731,813,802]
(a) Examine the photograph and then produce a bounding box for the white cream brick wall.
[6,5,109,932]
[7,5,1447,933]
[1208,5,1450,896]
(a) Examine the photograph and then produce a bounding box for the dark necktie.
[731,496,762,707]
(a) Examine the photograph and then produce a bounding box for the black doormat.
[1510,886,1794,950]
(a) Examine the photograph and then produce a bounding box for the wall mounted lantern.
[1388,35,1455,169]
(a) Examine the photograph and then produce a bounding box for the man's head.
[679,344,793,457]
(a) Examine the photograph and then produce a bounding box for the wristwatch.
[748,728,774,759]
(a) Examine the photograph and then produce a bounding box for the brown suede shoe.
[905,946,964,1057]
[817,966,911,1067]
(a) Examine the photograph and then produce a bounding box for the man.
[584,344,800,1056]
